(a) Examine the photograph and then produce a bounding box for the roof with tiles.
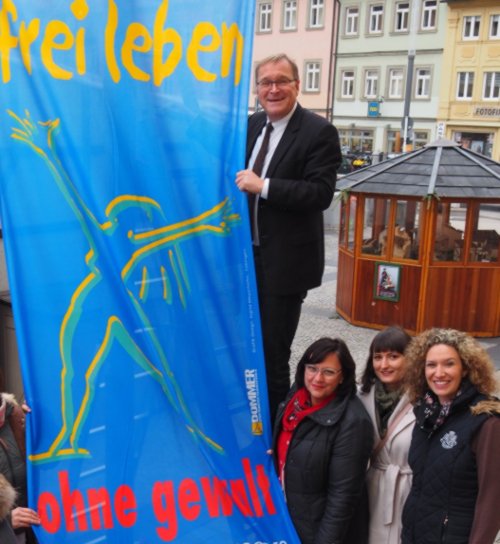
[336,139,500,199]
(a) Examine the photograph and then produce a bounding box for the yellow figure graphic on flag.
[9,110,240,462]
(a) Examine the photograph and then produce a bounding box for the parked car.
[350,152,372,170]
[337,155,354,176]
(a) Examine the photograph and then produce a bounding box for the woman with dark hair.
[358,326,414,544]
[402,328,500,544]
[272,337,373,544]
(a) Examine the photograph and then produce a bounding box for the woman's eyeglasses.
[305,364,342,379]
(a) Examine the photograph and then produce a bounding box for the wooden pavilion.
[335,139,500,337]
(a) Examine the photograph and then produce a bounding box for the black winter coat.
[402,383,490,544]
[273,389,373,544]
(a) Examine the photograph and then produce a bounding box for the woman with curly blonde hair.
[401,328,500,544]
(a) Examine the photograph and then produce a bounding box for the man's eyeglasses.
[305,364,342,379]
[257,78,296,89]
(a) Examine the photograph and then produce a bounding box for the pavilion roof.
[336,139,500,199]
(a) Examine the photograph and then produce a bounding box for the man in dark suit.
[235,53,341,420]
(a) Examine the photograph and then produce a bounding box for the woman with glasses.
[272,337,373,544]
[358,326,414,544]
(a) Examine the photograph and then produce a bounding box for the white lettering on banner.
[245,369,264,435]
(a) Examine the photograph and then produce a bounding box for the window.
[456,72,474,99]
[434,203,466,262]
[362,198,390,256]
[387,129,429,153]
[361,198,422,260]
[341,70,355,98]
[258,3,272,32]
[309,0,324,28]
[364,70,379,98]
[395,2,409,32]
[413,131,429,149]
[394,200,422,260]
[421,0,437,30]
[369,4,384,34]
[470,204,500,263]
[339,128,374,153]
[339,195,357,251]
[282,1,297,30]
[305,62,320,92]
[386,130,401,154]
[453,131,494,158]
[348,195,357,250]
[388,68,404,99]
[339,198,348,247]
[415,68,431,99]
[490,15,500,39]
[463,15,480,39]
[483,72,500,100]
[345,6,359,35]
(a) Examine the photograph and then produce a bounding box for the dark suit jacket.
[246,104,341,295]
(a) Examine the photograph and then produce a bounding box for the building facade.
[249,0,340,119]
[438,0,500,160]
[249,1,500,161]
[334,0,447,157]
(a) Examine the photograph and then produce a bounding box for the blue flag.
[0,1,300,542]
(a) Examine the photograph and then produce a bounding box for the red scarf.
[276,387,336,484]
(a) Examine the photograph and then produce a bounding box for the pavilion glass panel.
[361,197,390,256]
[470,203,500,263]
[433,202,467,262]
[348,195,357,250]
[393,199,422,260]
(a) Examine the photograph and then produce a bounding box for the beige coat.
[358,388,415,544]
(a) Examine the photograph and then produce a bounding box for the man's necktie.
[251,123,273,245]
[252,122,274,177]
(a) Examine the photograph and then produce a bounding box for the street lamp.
[402,1,421,152]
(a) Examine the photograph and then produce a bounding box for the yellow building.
[439,0,500,160]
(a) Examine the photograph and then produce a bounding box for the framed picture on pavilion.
[374,262,401,302]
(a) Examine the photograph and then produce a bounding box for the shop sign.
[368,101,380,117]
[474,107,500,117]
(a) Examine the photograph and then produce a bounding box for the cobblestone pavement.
[290,229,500,380]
